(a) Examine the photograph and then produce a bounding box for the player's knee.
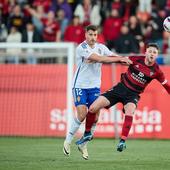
[125,111,134,116]
[77,112,87,122]
[124,103,136,116]
[124,107,135,116]
[89,106,95,113]
[89,105,97,113]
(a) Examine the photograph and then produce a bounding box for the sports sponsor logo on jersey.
[84,49,90,54]
[131,72,146,84]
[138,72,144,77]
[134,98,138,103]
[150,71,154,76]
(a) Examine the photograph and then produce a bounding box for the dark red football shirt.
[121,55,166,93]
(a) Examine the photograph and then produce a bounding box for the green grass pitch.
[0,137,170,170]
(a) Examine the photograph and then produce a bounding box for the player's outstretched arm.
[88,53,132,65]
[157,71,170,94]
[119,57,133,65]
[163,81,170,94]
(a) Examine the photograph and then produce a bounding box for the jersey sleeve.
[128,56,138,63]
[76,45,93,59]
[157,69,170,94]
[102,44,114,56]
[163,82,170,94]
[156,69,166,84]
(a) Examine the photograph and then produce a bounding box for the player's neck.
[88,44,95,48]
[86,41,95,48]
[144,59,154,66]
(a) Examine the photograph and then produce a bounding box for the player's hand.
[120,57,132,65]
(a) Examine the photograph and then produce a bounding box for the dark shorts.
[101,82,140,108]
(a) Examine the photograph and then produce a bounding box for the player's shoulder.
[77,41,88,50]
[128,54,145,62]
[152,63,164,76]
[96,43,111,53]
[129,54,145,59]
[96,42,107,48]
[154,62,162,72]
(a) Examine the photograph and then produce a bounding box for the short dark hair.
[85,25,98,32]
[146,43,159,50]
[73,15,79,19]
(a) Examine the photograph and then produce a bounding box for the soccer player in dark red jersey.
[76,43,170,152]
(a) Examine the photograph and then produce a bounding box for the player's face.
[145,47,158,64]
[85,30,98,47]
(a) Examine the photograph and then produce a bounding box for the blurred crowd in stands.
[1,0,170,64]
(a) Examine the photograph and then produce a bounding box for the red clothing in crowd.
[97,33,106,44]
[112,1,122,11]
[33,0,51,12]
[167,0,170,8]
[103,17,123,41]
[64,25,85,44]
[42,18,60,42]
[0,0,10,15]
[123,2,132,22]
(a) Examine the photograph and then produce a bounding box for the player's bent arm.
[162,80,170,94]
[88,53,131,64]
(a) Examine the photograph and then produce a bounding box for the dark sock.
[121,115,133,140]
[85,111,96,132]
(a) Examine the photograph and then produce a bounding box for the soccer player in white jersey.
[63,25,132,160]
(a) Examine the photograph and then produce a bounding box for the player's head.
[85,25,98,46]
[146,43,159,51]
[145,43,159,64]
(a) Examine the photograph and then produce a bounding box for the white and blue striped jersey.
[72,41,114,89]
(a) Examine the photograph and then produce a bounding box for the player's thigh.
[123,91,140,116]
[89,96,111,113]
[124,102,136,116]
[72,88,87,106]
[72,88,88,121]
[87,88,100,107]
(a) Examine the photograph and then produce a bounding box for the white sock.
[65,117,81,144]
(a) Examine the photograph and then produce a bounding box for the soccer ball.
[163,16,170,32]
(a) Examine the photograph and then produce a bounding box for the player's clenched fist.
[120,57,133,65]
